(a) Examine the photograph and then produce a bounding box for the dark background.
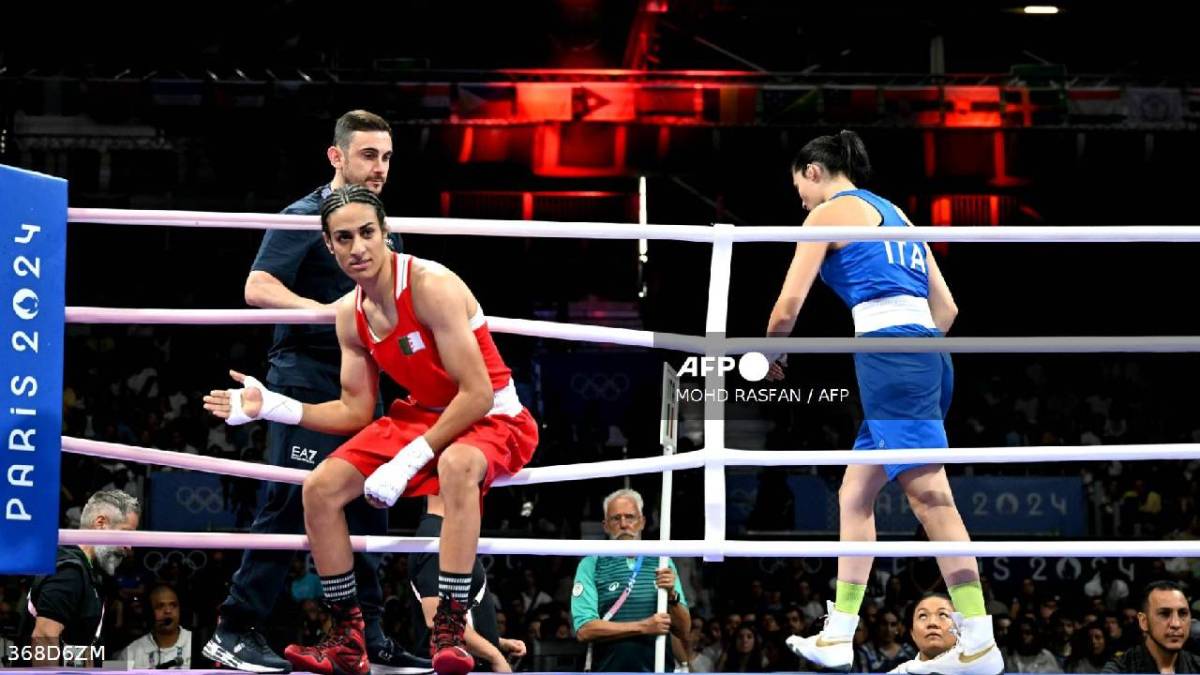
[1,2,1198,670]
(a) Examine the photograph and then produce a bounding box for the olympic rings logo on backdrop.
[176,487,223,514]
[570,372,630,401]
[143,550,208,576]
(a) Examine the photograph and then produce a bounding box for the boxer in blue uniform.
[767,130,1001,675]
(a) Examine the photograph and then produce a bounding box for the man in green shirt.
[571,489,691,672]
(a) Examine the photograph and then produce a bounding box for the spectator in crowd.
[891,594,958,673]
[116,585,193,669]
[572,489,690,672]
[288,558,322,604]
[1102,581,1200,674]
[1012,578,1041,618]
[1047,612,1078,667]
[1004,616,1062,673]
[1067,622,1112,673]
[112,594,151,652]
[858,609,916,673]
[783,607,807,638]
[689,617,715,672]
[1102,612,1132,652]
[520,569,554,617]
[696,618,725,672]
[719,626,766,672]
[995,614,1013,648]
[795,581,824,623]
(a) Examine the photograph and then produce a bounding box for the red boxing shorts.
[330,398,539,497]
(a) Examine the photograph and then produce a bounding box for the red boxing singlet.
[332,253,538,493]
[353,253,516,411]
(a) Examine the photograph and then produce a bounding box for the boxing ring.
[7,164,1200,672]
[55,209,1200,560]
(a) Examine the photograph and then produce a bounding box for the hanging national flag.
[455,84,517,120]
[1066,88,1124,125]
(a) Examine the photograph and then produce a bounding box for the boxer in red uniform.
[204,185,538,675]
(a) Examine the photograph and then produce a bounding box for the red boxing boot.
[430,597,474,675]
[284,602,369,675]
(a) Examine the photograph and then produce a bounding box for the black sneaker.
[203,623,292,673]
[369,637,435,675]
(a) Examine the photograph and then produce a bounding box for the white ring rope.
[57,529,1200,558]
[723,336,1200,354]
[722,443,1200,466]
[65,307,683,350]
[60,436,708,487]
[60,207,1200,563]
[68,208,717,241]
[62,436,1200,487]
[64,308,1200,354]
[68,307,336,325]
[728,225,1200,243]
[68,208,1200,242]
[62,437,309,484]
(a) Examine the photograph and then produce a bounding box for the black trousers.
[218,385,390,648]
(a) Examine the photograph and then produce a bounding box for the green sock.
[948,580,987,618]
[834,580,867,615]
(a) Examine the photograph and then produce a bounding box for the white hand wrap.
[364,436,436,507]
[227,375,303,426]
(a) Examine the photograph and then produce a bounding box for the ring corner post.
[0,164,67,575]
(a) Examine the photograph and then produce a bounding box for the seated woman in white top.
[891,594,958,673]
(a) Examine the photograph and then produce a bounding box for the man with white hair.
[17,489,140,666]
[571,488,691,672]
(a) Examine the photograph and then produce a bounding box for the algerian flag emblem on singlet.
[398,330,426,355]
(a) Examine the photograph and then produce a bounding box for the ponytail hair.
[791,129,871,185]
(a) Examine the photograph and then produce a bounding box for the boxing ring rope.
[68,208,1200,242]
[64,307,1200,353]
[69,208,718,241]
[57,529,1200,559]
[60,435,1200,557]
[64,207,1200,566]
[66,307,679,350]
[59,435,709,487]
[60,436,1200,488]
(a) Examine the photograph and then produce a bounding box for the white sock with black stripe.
[321,569,357,603]
[438,571,472,603]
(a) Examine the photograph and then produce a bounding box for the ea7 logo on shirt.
[290,446,317,465]
[398,330,427,355]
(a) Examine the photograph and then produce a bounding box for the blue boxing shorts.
[851,323,954,481]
